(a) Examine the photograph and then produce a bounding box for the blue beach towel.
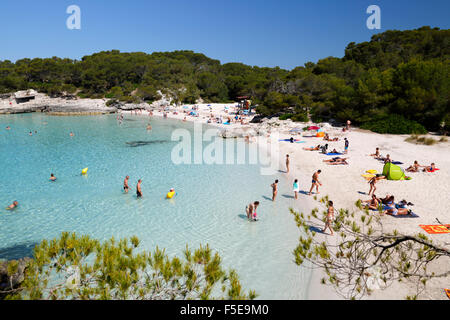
[326,152,343,156]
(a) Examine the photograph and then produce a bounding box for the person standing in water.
[308,170,322,195]
[123,176,130,193]
[293,179,300,200]
[286,154,290,173]
[322,200,335,235]
[245,201,260,221]
[136,179,142,198]
[49,173,56,181]
[271,180,279,201]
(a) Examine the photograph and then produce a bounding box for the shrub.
[360,114,427,134]
[279,113,293,120]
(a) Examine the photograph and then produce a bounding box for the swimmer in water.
[70,132,74,137]
[50,173,56,181]
[29,131,33,136]
[146,124,152,131]
[123,176,129,193]
[6,126,11,130]
[7,201,18,210]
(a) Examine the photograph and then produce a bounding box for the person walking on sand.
[322,201,335,235]
[271,180,279,201]
[123,176,130,193]
[286,154,290,173]
[368,175,378,196]
[308,170,322,195]
[293,179,300,199]
[136,179,143,198]
[346,120,351,131]
[245,201,260,221]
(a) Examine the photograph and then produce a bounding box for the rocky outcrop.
[0,92,117,115]
[0,258,31,299]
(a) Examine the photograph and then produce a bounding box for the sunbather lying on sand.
[406,160,422,172]
[323,157,348,165]
[303,145,320,151]
[382,196,414,216]
[323,133,339,141]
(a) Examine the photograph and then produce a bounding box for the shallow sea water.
[0,114,312,299]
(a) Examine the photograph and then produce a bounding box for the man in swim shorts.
[124,176,130,193]
[136,179,142,198]
[50,173,56,181]
[308,170,322,195]
[271,180,279,201]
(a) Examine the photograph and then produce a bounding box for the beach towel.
[445,289,450,299]
[419,225,450,234]
[279,139,300,142]
[391,161,404,165]
[326,152,343,156]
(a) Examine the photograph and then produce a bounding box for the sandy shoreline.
[136,103,449,300]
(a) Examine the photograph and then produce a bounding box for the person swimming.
[50,173,56,181]
[6,201,18,210]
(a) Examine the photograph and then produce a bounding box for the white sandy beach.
[140,102,450,300]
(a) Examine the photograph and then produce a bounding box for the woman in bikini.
[406,161,421,172]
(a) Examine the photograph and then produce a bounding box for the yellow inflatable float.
[81,167,88,175]
[366,170,378,174]
[166,188,176,199]
[361,173,375,180]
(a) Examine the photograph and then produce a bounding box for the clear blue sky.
[0,0,448,69]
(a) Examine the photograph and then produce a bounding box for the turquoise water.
[0,114,311,299]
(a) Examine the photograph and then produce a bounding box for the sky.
[0,0,449,69]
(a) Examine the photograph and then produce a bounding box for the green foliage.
[0,27,448,132]
[4,232,255,300]
[360,114,427,134]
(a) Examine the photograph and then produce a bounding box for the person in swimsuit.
[322,200,335,235]
[49,173,56,181]
[308,170,322,195]
[344,138,349,154]
[271,180,279,201]
[303,145,320,151]
[286,155,290,173]
[70,132,74,137]
[363,194,380,210]
[245,201,260,221]
[383,196,410,216]
[6,126,11,130]
[383,154,392,164]
[136,179,142,198]
[123,176,130,193]
[406,161,421,172]
[7,201,18,210]
[327,158,348,165]
[293,179,300,199]
[423,163,436,172]
[370,147,380,158]
[368,176,379,196]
